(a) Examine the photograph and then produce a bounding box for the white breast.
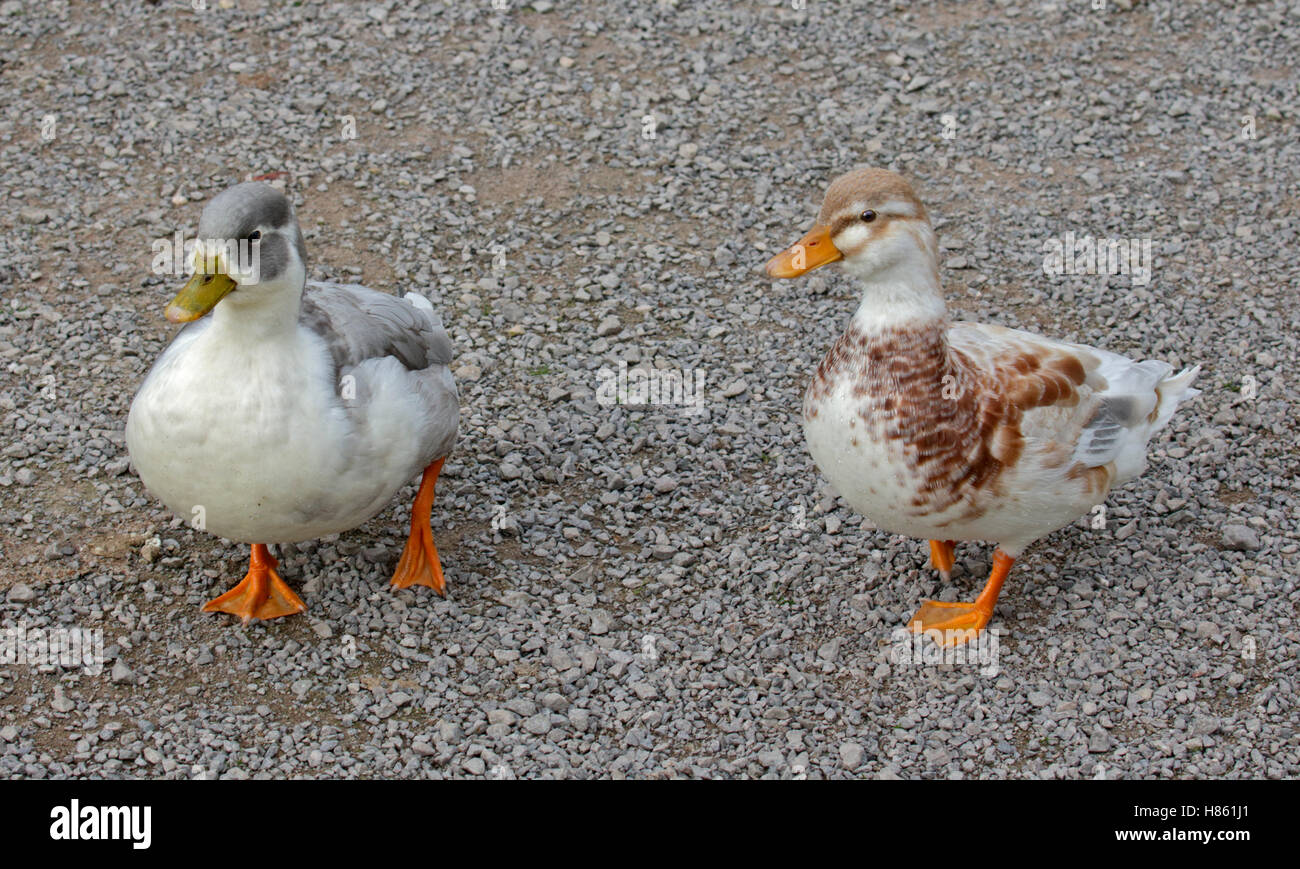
[126,322,420,543]
[803,386,921,531]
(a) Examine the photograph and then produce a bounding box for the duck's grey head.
[165,182,308,323]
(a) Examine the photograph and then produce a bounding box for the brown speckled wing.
[806,319,1106,521]
[948,322,1115,495]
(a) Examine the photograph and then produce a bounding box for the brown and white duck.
[766,168,1199,645]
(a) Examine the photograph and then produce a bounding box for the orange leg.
[908,549,1015,646]
[390,457,447,595]
[928,539,956,580]
[203,543,307,624]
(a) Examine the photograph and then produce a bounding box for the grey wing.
[1072,395,1140,467]
[300,280,453,372]
[300,280,459,463]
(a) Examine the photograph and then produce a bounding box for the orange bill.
[764,224,843,278]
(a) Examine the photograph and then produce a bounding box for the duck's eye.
[860,210,877,223]
[249,230,262,241]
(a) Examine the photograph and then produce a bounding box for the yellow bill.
[165,270,237,323]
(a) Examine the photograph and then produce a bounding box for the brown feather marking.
[1067,462,1114,496]
[805,320,1090,521]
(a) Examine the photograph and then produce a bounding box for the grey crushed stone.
[0,0,1296,780]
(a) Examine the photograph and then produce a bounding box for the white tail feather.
[403,292,433,312]
[1152,364,1201,432]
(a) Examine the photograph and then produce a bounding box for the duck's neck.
[209,281,305,343]
[806,253,959,426]
[844,250,949,340]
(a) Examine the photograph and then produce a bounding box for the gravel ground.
[0,0,1297,779]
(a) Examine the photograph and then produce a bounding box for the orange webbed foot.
[390,457,447,595]
[908,600,993,646]
[203,544,306,624]
[909,549,1015,646]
